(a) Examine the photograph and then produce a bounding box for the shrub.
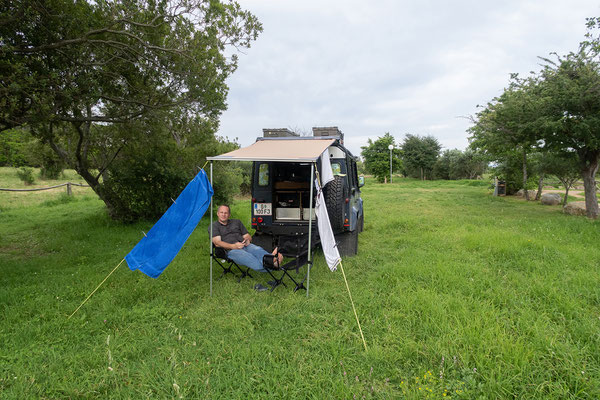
[16,167,35,185]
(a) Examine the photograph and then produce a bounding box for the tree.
[470,17,600,218]
[360,133,399,183]
[434,148,487,180]
[1,0,262,219]
[400,134,440,180]
[537,33,600,218]
[433,149,461,180]
[469,76,543,199]
[539,153,581,206]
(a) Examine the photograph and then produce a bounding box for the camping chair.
[211,244,253,282]
[262,236,312,292]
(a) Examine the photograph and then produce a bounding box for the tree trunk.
[522,149,529,201]
[563,185,570,207]
[535,174,544,201]
[581,167,599,219]
[579,150,599,219]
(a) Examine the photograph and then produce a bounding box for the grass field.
[1,167,599,398]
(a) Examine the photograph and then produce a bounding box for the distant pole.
[388,144,394,183]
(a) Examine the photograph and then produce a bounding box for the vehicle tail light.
[345,198,349,203]
[258,217,263,223]
[252,217,256,222]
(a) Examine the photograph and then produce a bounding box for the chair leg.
[213,257,234,280]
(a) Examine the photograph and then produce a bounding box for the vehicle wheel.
[336,229,358,257]
[324,175,346,232]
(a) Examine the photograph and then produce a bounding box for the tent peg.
[141,231,147,237]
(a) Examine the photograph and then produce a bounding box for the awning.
[206,138,336,162]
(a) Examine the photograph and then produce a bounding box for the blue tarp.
[125,169,213,278]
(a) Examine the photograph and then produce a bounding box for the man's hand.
[234,242,246,249]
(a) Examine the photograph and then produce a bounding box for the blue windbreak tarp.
[125,169,213,278]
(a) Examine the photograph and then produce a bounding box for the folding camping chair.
[261,236,312,292]
[211,244,253,282]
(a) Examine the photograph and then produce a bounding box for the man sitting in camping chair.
[210,205,283,275]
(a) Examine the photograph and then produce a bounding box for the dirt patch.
[542,188,585,199]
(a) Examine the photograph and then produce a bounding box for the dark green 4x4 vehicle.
[250,127,364,257]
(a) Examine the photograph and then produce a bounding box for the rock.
[541,193,561,205]
[563,201,587,216]
[516,189,537,199]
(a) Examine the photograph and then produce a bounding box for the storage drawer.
[276,208,301,220]
[302,208,315,220]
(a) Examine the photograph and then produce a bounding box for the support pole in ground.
[210,162,213,297]
[67,182,72,196]
[306,163,315,298]
[68,259,124,319]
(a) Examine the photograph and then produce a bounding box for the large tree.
[360,132,399,183]
[1,0,261,219]
[400,134,440,180]
[537,39,600,218]
[469,76,542,199]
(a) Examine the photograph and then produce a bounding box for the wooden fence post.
[67,183,72,196]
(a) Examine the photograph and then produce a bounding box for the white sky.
[217,0,600,157]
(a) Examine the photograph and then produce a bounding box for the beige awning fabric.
[206,138,336,162]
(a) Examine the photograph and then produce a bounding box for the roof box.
[262,128,300,138]
[312,126,343,143]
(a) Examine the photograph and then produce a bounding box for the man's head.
[217,205,231,224]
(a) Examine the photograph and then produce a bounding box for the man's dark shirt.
[210,219,248,244]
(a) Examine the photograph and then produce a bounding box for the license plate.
[253,203,272,216]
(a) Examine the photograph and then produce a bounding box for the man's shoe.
[254,283,269,292]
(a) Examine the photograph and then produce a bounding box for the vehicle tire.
[336,229,358,257]
[324,175,346,232]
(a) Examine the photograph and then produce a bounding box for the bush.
[0,128,34,167]
[95,121,243,223]
[100,142,195,222]
[16,167,35,185]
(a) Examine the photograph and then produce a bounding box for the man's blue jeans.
[227,244,271,272]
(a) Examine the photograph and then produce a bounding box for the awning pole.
[307,163,315,297]
[210,162,213,297]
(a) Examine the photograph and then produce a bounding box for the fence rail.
[0,182,90,194]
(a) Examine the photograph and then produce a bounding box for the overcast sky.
[217,0,600,157]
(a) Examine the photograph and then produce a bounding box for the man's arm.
[242,233,252,246]
[212,235,245,250]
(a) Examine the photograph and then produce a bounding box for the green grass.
[1,170,599,398]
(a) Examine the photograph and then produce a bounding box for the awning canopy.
[206,138,336,162]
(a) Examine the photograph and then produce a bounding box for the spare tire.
[324,175,346,232]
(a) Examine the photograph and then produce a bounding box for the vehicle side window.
[258,163,269,186]
[331,162,342,175]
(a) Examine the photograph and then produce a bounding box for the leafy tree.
[360,133,399,183]
[400,134,440,180]
[470,17,600,218]
[433,149,486,180]
[469,76,542,199]
[487,151,537,195]
[1,0,262,220]
[536,29,600,218]
[455,148,487,179]
[433,149,461,180]
[539,152,581,206]
[0,128,35,167]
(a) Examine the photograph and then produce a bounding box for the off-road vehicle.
[250,127,364,257]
